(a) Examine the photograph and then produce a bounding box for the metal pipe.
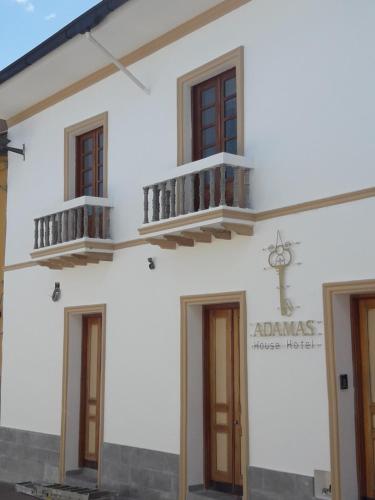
[84,31,150,95]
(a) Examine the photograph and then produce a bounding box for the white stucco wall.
[3,197,375,478]
[2,0,375,483]
[5,0,375,265]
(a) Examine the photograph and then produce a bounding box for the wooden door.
[204,306,242,492]
[80,315,102,469]
[354,298,375,499]
[192,69,237,210]
[76,127,104,238]
[76,127,104,198]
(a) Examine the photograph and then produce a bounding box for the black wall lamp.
[51,282,61,302]
[0,119,25,160]
[148,258,155,270]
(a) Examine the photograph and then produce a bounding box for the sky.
[0,0,101,69]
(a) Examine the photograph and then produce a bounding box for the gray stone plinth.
[248,466,314,500]
[0,426,60,484]
[101,442,179,500]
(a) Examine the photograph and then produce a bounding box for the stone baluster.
[170,178,176,218]
[83,206,89,238]
[143,187,149,224]
[73,209,77,240]
[220,165,226,206]
[199,171,205,211]
[39,217,45,248]
[52,214,57,245]
[95,206,100,238]
[166,191,171,219]
[68,209,74,241]
[34,219,39,249]
[45,215,50,247]
[74,209,78,239]
[61,212,65,243]
[103,207,110,239]
[160,182,167,219]
[244,168,250,208]
[52,215,58,245]
[233,167,240,207]
[188,174,195,214]
[57,212,62,244]
[152,185,160,222]
[62,211,69,242]
[209,168,216,208]
[76,207,82,239]
[180,176,185,215]
[55,214,59,242]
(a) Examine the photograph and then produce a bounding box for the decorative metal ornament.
[268,231,294,316]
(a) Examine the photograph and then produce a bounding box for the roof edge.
[0,0,130,85]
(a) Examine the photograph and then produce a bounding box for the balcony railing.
[34,202,111,250]
[142,159,250,225]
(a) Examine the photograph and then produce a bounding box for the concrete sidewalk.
[0,482,32,499]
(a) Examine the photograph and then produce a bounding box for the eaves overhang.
[0,0,130,85]
[0,0,245,125]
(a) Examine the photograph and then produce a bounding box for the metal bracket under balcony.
[31,197,113,269]
[138,153,254,249]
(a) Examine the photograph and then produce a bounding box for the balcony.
[138,153,254,249]
[31,196,113,269]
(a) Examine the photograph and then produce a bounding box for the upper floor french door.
[192,68,237,210]
[76,126,104,198]
[192,67,237,160]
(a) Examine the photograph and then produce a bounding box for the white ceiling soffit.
[0,0,223,122]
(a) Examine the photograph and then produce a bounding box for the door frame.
[323,279,375,500]
[180,291,249,500]
[60,304,106,485]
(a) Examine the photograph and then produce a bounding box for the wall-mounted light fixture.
[51,282,61,302]
[148,258,155,270]
[0,119,25,160]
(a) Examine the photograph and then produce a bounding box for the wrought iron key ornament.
[268,231,294,316]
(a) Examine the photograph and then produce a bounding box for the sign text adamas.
[250,320,322,351]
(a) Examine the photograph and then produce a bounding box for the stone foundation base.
[101,442,179,500]
[249,466,314,500]
[0,427,60,484]
[0,427,316,500]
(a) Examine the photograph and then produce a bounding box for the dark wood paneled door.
[204,306,242,493]
[76,127,104,198]
[192,68,237,160]
[80,315,102,469]
[192,69,237,210]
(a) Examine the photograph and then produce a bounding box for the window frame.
[177,46,244,166]
[64,112,108,201]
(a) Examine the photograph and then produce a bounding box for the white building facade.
[1,1,375,500]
